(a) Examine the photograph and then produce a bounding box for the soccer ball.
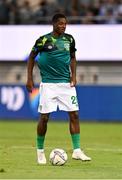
[49,148,68,166]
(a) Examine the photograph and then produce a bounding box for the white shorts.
[38,83,79,113]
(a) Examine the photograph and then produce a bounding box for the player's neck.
[52,31,64,38]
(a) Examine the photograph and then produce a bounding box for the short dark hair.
[52,13,66,23]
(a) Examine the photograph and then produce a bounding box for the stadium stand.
[0,0,122,24]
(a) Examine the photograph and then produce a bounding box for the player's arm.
[26,51,38,92]
[70,52,77,87]
[70,35,77,87]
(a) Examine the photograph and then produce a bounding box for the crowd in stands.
[0,0,122,25]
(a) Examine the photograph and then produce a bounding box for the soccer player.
[26,13,91,164]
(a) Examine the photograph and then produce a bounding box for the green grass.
[0,120,122,179]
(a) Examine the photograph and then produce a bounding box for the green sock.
[37,135,45,149]
[71,133,80,149]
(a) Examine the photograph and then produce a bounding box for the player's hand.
[70,76,77,87]
[26,79,34,93]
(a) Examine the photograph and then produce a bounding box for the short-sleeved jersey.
[32,32,76,83]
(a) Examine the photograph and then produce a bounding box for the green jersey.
[32,32,76,83]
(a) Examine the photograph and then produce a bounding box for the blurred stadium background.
[0,0,122,121]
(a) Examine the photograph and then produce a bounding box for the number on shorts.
[71,96,78,105]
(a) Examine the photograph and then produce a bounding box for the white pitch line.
[87,147,122,152]
[2,146,122,153]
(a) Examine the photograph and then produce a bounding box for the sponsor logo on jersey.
[48,45,53,49]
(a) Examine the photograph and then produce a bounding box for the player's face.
[53,18,67,35]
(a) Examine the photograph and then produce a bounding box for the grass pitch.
[0,120,122,179]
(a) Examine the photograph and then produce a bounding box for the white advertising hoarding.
[0,25,122,61]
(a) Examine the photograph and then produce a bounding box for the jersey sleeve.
[70,36,77,54]
[31,37,43,53]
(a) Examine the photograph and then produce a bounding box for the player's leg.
[37,113,50,148]
[37,113,50,135]
[37,83,58,164]
[68,111,80,148]
[68,111,91,161]
[37,113,50,164]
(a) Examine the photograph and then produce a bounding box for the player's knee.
[41,114,49,124]
[69,111,79,121]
